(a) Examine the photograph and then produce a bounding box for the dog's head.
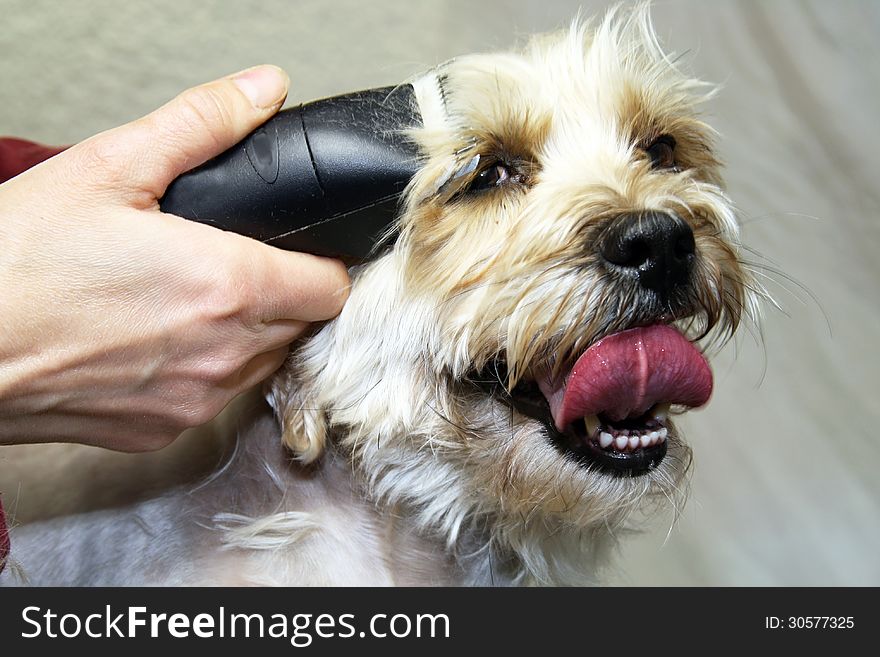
[270,7,755,584]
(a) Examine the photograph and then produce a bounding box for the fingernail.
[231,65,289,109]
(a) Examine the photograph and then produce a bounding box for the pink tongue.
[538,324,713,430]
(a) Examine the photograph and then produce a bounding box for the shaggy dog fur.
[1,5,757,586]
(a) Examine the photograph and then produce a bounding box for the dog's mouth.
[560,404,672,474]
[474,324,713,476]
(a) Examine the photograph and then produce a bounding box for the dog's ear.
[267,366,328,463]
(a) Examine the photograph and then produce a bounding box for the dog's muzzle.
[599,211,696,302]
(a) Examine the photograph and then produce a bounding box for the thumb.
[100,65,289,198]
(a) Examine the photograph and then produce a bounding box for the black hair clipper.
[159,85,421,262]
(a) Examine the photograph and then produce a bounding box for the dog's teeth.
[652,404,671,424]
[596,424,666,451]
[584,415,600,438]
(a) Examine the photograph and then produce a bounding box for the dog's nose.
[599,211,695,299]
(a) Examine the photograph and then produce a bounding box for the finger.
[236,236,351,323]
[84,65,290,198]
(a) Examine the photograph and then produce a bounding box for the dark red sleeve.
[0,137,68,184]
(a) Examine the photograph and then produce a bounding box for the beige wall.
[2,0,878,585]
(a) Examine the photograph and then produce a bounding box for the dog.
[0,5,756,586]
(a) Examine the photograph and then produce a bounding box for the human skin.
[0,65,350,452]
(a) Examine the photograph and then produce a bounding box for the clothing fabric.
[0,136,66,183]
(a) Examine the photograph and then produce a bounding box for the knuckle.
[202,357,241,384]
[72,134,133,186]
[214,246,261,326]
[226,257,258,306]
[189,243,253,324]
[173,87,235,151]
[213,275,254,330]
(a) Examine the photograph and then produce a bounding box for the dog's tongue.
[539,324,713,430]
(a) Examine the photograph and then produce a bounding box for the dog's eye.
[466,163,510,192]
[645,135,677,170]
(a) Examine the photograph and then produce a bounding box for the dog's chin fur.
[2,5,757,587]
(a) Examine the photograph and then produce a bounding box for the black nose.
[599,211,695,299]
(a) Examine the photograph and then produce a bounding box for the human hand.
[0,66,349,451]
